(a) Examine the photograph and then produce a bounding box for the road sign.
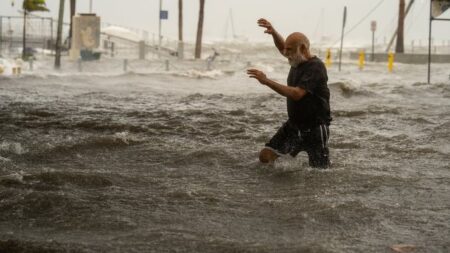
[160,10,168,20]
[371,21,377,32]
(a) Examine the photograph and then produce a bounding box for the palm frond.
[22,0,49,12]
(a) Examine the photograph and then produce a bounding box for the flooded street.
[0,51,449,252]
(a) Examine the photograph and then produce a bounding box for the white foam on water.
[113,131,132,145]
[181,69,225,79]
[0,156,11,163]
[0,141,27,155]
[0,172,24,183]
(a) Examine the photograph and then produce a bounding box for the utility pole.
[195,0,205,59]
[395,0,405,53]
[89,0,93,13]
[55,0,65,69]
[385,0,415,52]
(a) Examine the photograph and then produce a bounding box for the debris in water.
[390,244,416,253]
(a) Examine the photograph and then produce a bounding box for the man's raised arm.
[257,18,285,56]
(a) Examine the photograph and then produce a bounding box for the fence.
[0,14,181,61]
[0,15,70,56]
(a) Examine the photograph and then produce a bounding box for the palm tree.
[194,0,205,59]
[22,0,49,60]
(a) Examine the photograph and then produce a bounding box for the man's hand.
[247,69,307,101]
[247,69,269,85]
[258,18,285,55]
[257,18,275,35]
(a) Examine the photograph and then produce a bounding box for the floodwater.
[0,45,449,252]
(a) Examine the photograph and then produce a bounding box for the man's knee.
[259,148,278,163]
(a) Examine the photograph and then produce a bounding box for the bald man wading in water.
[247,18,331,169]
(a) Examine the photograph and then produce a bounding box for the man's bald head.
[285,32,310,51]
[284,32,312,67]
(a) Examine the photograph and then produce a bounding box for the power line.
[378,9,398,42]
[329,0,386,47]
[406,0,424,33]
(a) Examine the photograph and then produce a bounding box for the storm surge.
[0,54,449,252]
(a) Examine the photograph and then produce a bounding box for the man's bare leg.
[259,148,279,164]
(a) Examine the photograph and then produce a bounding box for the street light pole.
[427,0,432,84]
[158,0,162,48]
[338,6,347,72]
[371,21,377,61]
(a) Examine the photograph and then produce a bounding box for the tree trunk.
[194,0,205,59]
[395,0,405,53]
[69,0,76,49]
[22,11,26,60]
[55,0,65,69]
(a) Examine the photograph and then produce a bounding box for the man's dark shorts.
[265,120,330,168]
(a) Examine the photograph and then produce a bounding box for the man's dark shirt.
[287,56,331,129]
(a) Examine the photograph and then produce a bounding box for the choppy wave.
[0,170,113,189]
[0,141,27,155]
[40,133,139,155]
[0,239,90,253]
[329,82,377,98]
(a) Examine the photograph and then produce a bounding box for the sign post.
[159,0,162,48]
[338,6,347,72]
[371,21,377,61]
[0,17,3,55]
[158,0,169,49]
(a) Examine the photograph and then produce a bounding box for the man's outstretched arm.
[247,69,307,101]
[257,18,285,56]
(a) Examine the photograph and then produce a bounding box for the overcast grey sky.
[1,0,450,45]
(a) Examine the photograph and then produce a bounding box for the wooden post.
[385,0,415,52]
[395,0,405,53]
